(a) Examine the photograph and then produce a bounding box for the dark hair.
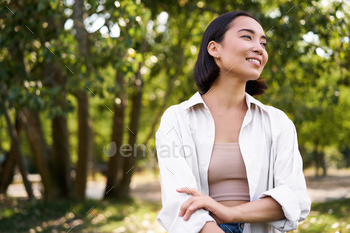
[194,11,268,96]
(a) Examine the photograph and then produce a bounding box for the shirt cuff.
[258,185,300,231]
[202,213,217,225]
[158,208,218,233]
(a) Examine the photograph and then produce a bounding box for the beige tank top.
[208,143,250,201]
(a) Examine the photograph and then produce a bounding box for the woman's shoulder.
[265,105,291,123]
[248,95,295,137]
[160,104,181,120]
[158,103,187,131]
[247,94,291,122]
[160,92,202,120]
[251,100,297,141]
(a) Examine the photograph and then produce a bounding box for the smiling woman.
[194,12,269,97]
[155,11,311,233]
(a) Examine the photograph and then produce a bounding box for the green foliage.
[1,0,350,178]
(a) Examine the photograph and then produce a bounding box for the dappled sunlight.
[0,196,163,232]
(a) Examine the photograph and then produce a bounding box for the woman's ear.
[207,41,220,59]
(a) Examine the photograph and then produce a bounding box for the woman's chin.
[244,75,261,81]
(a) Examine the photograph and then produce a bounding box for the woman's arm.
[155,106,218,232]
[177,188,285,224]
[230,196,284,223]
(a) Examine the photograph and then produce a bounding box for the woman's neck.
[202,76,247,111]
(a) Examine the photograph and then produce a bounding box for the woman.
[155,11,311,233]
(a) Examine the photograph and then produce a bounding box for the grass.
[1,196,349,233]
[0,196,164,233]
[293,198,350,233]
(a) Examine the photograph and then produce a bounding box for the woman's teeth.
[246,58,260,65]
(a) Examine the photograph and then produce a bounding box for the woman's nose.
[252,44,263,55]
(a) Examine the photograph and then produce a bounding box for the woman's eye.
[261,43,267,48]
[242,35,251,39]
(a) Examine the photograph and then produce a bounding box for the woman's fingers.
[176,187,202,196]
[182,199,206,221]
[177,188,202,218]
[179,196,214,220]
[179,196,233,223]
[179,196,197,216]
[177,187,219,221]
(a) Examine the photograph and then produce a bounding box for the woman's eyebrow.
[237,28,267,40]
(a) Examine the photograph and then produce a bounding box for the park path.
[304,174,350,203]
[6,173,350,203]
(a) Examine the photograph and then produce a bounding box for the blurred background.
[0,0,350,232]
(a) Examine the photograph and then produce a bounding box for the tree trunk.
[0,116,3,153]
[3,101,34,200]
[320,150,327,176]
[73,0,93,200]
[52,116,71,198]
[104,69,126,199]
[0,114,20,194]
[19,109,60,200]
[51,65,72,199]
[313,141,320,177]
[74,90,92,199]
[344,146,350,168]
[73,0,88,56]
[117,62,144,198]
[0,150,16,194]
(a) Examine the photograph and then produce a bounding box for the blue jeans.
[218,222,244,233]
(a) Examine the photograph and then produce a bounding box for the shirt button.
[206,132,212,137]
[201,161,206,166]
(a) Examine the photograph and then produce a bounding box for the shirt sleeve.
[155,106,217,233]
[258,112,311,232]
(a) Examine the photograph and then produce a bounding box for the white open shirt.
[155,91,311,233]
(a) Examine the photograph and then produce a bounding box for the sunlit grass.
[1,196,349,233]
[0,197,164,233]
[293,198,350,233]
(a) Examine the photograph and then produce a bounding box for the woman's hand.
[176,187,234,224]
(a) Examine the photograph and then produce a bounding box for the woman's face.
[214,16,268,81]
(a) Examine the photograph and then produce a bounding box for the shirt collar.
[184,91,268,112]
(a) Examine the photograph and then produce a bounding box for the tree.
[72,0,94,200]
[0,0,75,199]
[1,99,34,200]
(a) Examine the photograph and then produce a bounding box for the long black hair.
[194,11,268,96]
